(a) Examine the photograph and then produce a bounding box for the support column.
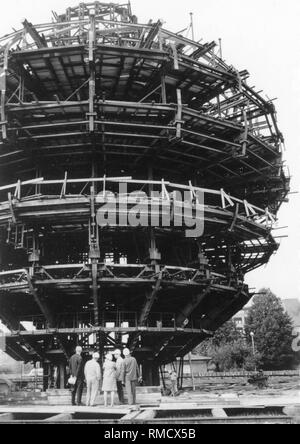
[175,88,182,139]
[26,272,56,329]
[28,230,40,268]
[87,8,96,133]
[142,359,160,387]
[175,248,211,328]
[42,362,50,392]
[59,363,65,389]
[0,67,7,140]
[26,232,70,361]
[178,357,184,390]
[148,166,161,272]
[161,70,167,104]
[89,184,102,358]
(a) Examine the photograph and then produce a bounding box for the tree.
[209,341,261,372]
[245,289,295,370]
[211,319,243,347]
[195,319,242,356]
[195,319,259,371]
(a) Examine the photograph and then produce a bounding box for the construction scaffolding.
[0,2,289,387]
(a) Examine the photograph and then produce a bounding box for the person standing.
[122,348,140,406]
[102,353,117,407]
[113,349,125,404]
[69,346,84,406]
[84,352,101,407]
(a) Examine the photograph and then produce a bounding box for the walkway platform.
[0,390,299,423]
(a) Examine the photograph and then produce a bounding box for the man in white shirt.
[84,352,101,407]
[113,349,125,404]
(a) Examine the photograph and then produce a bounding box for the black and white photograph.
[0,0,299,428]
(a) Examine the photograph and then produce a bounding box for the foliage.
[210,319,243,347]
[245,289,295,370]
[195,320,258,371]
[210,341,261,372]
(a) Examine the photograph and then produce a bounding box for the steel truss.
[0,2,289,378]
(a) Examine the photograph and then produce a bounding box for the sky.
[0,0,299,304]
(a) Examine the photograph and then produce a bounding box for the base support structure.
[142,359,160,386]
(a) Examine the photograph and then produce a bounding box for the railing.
[0,263,232,290]
[10,376,43,392]
[0,176,276,227]
[20,311,179,330]
[0,2,283,148]
[0,269,28,288]
[37,263,208,282]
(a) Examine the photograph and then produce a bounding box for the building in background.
[232,308,250,334]
[183,355,212,375]
[232,298,300,336]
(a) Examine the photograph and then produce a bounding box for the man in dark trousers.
[113,349,125,404]
[122,348,140,406]
[69,346,84,406]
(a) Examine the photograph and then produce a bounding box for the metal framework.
[0,2,289,385]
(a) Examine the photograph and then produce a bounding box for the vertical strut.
[161,70,167,104]
[176,88,183,139]
[190,13,195,41]
[178,356,184,390]
[0,68,7,140]
[89,184,102,357]
[88,8,96,132]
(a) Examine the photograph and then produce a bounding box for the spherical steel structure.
[0,2,289,386]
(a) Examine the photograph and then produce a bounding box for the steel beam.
[87,8,96,133]
[22,20,48,49]
[176,285,211,328]
[0,306,21,331]
[0,67,7,140]
[26,271,55,328]
[139,276,162,327]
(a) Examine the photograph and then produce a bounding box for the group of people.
[69,346,141,407]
